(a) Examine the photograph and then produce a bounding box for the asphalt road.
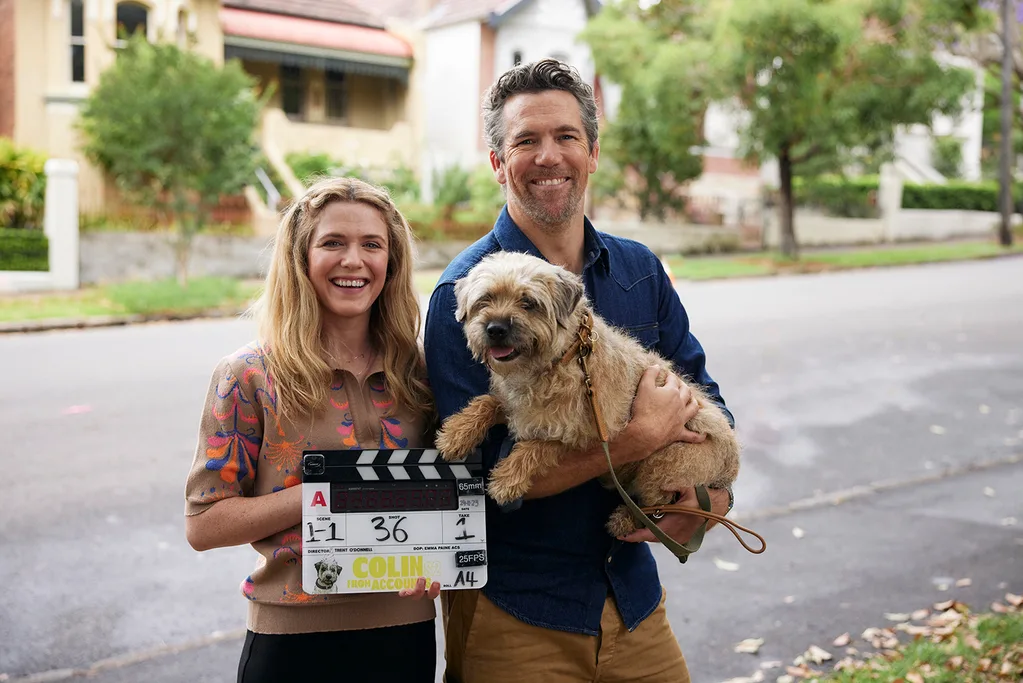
[2,256,1022,683]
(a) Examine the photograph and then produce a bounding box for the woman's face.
[306,202,390,329]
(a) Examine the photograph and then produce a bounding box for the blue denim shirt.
[424,208,732,635]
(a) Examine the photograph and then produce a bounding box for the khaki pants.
[443,589,690,683]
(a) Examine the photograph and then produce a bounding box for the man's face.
[491,90,599,232]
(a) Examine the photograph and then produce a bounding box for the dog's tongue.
[489,347,516,359]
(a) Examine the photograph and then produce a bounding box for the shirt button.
[607,556,612,564]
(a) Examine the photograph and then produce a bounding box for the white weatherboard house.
[417,0,601,200]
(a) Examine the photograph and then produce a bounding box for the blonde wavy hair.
[253,176,434,425]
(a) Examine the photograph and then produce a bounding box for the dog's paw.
[605,505,638,537]
[487,462,533,505]
[435,424,475,461]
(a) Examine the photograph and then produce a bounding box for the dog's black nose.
[486,320,510,341]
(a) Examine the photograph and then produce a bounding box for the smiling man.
[424,60,734,683]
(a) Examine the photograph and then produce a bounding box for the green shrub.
[0,227,48,271]
[433,165,472,214]
[285,151,368,185]
[793,176,880,218]
[467,165,505,216]
[382,163,421,205]
[0,138,47,230]
[932,136,964,179]
[901,181,1001,211]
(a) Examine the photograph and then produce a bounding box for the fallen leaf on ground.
[733,638,764,654]
[713,557,740,572]
[775,677,794,683]
[759,660,782,670]
[792,527,805,539]
[803,645,833,664]
[832,633,850,647]
[983,487,996,497]
[929,425,946,435]
[905,673,924,683]
[1006,593,1022,607]
[783,595,795,604]
[955,578,972,587]
[911,608,930,620]
[933,599,956,611]
[947,655,965,670]
[991,602,1009,613]
[978,404,991,414]
[884,612,910,622]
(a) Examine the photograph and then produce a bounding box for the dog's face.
[314,559,342,588]
[454,252,584,374]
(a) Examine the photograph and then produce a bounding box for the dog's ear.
[314,560,323,571]
[453,276,471,323]
[549,267,585,323]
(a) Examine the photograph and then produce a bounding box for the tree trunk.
[778,146,799,260]
[999,0,1016,247]
[174,233,191,287]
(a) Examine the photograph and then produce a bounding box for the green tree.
[78,35,263,284]
[580,0,718,220]
[715,0,976,258]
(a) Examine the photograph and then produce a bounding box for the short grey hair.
[481,59,599,161]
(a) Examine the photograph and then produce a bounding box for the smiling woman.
[183,176,440,682]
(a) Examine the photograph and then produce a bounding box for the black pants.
[237,620,437,683]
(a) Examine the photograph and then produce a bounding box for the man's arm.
[620,259,735,544]
[525,366,706,499]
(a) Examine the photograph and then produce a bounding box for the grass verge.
[780,596,1022,683]
[0,277,262,323]
[666,241,1023,281]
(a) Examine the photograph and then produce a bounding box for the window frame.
[69,0,85,83]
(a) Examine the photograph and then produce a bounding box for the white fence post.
[43,158,80,290]
[878,162,904,243]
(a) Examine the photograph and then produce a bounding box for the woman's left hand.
[398,577,441,600]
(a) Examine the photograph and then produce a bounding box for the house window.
[70,0,85,83]
[512,50,523,66]
[176,9,188,47]
[325,69,347,122]
[281,65,305,119]
[115,2,149,46]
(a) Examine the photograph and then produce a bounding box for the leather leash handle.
[600,440,712,562]
[639,503,767,555]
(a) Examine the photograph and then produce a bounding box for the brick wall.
[0,0,14,138]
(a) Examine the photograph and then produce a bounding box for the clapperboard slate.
[301,449,487,594]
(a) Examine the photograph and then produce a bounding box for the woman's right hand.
[398,577,441,600]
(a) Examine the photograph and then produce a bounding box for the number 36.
[371,516,408,543]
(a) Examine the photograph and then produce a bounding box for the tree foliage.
[77,36,263,283]
[585,0,978,257]
[716,0,977,257]
[580,1,720,220]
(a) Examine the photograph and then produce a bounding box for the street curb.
[0,308,248,335]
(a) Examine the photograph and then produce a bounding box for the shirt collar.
[492,206,610,272]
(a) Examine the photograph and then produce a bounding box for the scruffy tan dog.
[435,251,740,537]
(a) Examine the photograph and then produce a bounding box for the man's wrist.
[709,484,734,514]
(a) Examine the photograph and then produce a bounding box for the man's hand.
[613,365,706,467]
[619,486,730,544]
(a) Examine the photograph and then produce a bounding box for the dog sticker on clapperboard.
[313,556,343,594]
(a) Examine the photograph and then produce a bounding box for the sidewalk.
[14,457,1020,683]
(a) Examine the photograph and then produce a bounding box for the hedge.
[0,228,48,271]
[901,181,1003,212]
[793,176,880,218]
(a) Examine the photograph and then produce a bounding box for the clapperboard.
[301,449,487,595]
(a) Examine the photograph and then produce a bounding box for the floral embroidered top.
[184,342,435,635]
